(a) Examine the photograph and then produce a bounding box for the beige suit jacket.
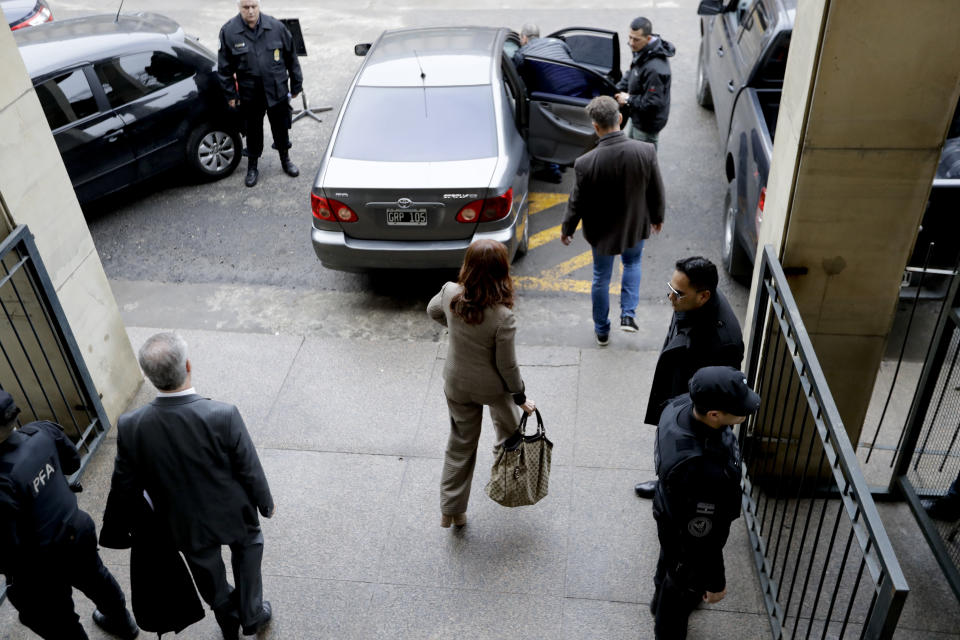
[427,282,524,400]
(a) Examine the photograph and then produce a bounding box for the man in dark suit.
[102,332,275,640]
[562,95,665,346]
[635,257,744,498]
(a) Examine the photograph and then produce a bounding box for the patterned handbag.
[485,409,553,507]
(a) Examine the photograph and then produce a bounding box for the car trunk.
[320,157,497,241]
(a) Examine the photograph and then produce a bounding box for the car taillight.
[755,186,766,232]
[11,6,53,30]
[311,194,357,222]
[456,189,513,223]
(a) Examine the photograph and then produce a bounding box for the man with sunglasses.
[635,257,744,498]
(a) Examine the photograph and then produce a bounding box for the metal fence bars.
[893,273,960,600]
[741,245,909,639]
[0,224,110,476]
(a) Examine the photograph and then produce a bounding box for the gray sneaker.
[596,333,609,346]
[621,316,639,332]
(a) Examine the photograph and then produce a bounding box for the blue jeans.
[592,241,644,336]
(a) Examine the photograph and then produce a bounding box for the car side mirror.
[697,0,725,15]
[354,43,371,56]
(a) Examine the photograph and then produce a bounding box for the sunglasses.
[667,281,706,300]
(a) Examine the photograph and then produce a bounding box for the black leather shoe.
[635,480,657,499]
[242,601,272,636]
[214,605,240,640]
[925,495,960,521]
[92,609,139,640]
[280,158,299,177]
[244,167,259,187]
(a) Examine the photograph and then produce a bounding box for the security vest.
[0,422,79,548]
[654,395,742,518]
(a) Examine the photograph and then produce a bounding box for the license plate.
[385,208,427,226]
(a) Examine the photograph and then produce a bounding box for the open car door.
[520,57,619,166]
[548,27,621,84]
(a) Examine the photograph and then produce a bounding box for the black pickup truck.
[697,0,960,294]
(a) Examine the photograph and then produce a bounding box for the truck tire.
[722,188,752,281]
[186,124,241,181]
[696,41,714,109]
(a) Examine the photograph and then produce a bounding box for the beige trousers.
[440,384,521,515]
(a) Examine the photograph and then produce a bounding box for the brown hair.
[450,239,514,325]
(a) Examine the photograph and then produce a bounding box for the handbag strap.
[518,408,544,436]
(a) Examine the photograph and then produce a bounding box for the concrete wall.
[745,0,960,447]
[0,21,141,424]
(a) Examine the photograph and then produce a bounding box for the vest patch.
[688,516,712,537]
[696,502,716,515]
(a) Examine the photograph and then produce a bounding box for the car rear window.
[332,85,497,161]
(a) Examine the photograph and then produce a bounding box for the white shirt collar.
[157,387,197,398]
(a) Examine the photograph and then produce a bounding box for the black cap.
[0,390,21,424]
[688,366,761,416]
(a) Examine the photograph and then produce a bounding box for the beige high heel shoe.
[441,513,467,528]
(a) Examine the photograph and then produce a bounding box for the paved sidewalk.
[1,313,958,638]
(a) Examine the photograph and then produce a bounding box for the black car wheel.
[187,125,241,180]
[515,209,530,258]
[696,41,714,109]
[722,188,751,280]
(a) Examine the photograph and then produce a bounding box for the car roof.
[14,12,184,78]
[358,27,503,88]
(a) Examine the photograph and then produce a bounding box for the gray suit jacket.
[103,394,273,552]
[427,282,525,401]
[562,130,665,255]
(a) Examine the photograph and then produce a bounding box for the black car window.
[333,85,497,162]
[34,69,98,131]
[95,51,194,108]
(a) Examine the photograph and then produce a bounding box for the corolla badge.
[396,198,413,209]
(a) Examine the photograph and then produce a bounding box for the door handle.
[727,81,736,93]
[104,128,124,142]
[717,46,725,57]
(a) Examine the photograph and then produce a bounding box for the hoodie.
[616,35,676,134]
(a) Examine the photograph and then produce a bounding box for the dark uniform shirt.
[652,395,742,593]
[0,422,81,574]
[217,13,303,107]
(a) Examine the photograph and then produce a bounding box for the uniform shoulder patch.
[687,516,713,537]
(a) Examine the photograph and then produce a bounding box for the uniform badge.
[687,516,713,537]
[274,48,280,61]
[696,502,716,515]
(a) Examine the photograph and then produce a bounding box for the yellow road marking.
[528,224,562,251]
[528,192,569,215]
[520,193,625,296]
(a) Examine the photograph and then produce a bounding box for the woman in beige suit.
[428,239,536,528]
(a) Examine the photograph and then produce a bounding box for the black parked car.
[3,0,52,30]
[14,12,241,204]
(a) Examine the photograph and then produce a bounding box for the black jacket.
[563,131,665,255]
[644,290,744,425]
[102,394,273,553]
[652,395,742,593]
[616,36,675,134]
[217,13,303,107]
[0,421,81,575]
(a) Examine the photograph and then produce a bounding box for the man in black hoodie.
[615,17,676,150]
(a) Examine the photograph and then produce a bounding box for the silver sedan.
[310,25,622,272]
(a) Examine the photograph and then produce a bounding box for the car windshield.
[332,85,497,162]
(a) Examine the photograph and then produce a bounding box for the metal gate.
[744,246,909,639]
[0,224,111,477]
[891,271,960,600]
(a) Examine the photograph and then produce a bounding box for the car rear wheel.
[722,188,751,281]
[696,41,714,109]
[187,124,241,180]
[515,209,530,258]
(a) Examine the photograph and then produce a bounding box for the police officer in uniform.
[218,0,303,188]
[651,366,760,640]
[0,391,138,640]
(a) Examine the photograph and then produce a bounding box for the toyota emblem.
[397,198,413,209]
